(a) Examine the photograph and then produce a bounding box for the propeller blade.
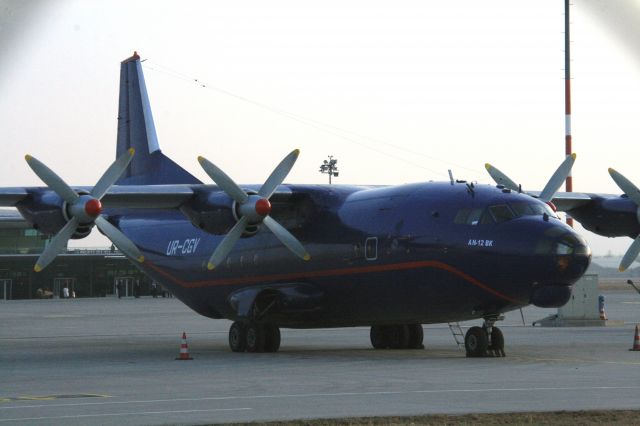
[207,216,249,270]
[198,156,248,204]
[95,216,144,263]
[25,155,79,204]
[539,153,577,202]
[609,168,640,206]
[259,149,300,199]
[619,235,640,272]
[484,163,519,192]
[34,217,79,272]
[92,148,135,200]
[263,215,310,261]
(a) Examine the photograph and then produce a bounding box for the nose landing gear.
[464,316,505,357]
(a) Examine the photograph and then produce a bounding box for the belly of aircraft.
[136,247,531,327]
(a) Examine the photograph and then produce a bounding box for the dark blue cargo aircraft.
[7,51,627,358]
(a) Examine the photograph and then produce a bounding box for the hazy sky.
[1,0,639,255]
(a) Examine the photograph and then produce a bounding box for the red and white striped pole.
[564,0,574,227]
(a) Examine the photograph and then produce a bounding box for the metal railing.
[0,247,120,256]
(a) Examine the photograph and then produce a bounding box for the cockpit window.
[479,209,494,224]
[467,208,483,225]
[455,200,558,226]
[487,204,515,224]
[454,205,514,225]
[453,208,470,224]
[510,201,557,218]
[454,208,484,225]
[510,202,534,216]
[540,203,558,217]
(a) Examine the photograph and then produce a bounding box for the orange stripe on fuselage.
[145,259,525,304]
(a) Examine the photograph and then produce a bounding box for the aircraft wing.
[528,191,597,212]
[0,188,29,206]
[0,208,30,228]
[0,185,294,209]
[101,185,196,208]
[0,185,195,209]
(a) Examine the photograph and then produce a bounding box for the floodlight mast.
[564,0,574,227]
[319,155,339,184]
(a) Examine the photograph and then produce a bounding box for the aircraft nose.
[556,234,591,279]
[536,227,592,282]
[531,226,591,308]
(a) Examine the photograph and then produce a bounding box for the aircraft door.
[365,237,378,261]
[0,278,11,300]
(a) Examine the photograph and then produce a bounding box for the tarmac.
[1,290,640,426]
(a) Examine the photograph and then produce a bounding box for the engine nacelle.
[16,190,93,239]
[180,189,237,235]
[570,196,640,239]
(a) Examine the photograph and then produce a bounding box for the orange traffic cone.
[175,331,194,360]
[598,295,607,321]
[630,325,640,352]
[599,307,607,321]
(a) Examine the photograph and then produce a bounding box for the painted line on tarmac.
[0,407,252,423]
[510,355,640,366]
[0,331,226,341]
[2,386,640,411]
[0,394,109,403]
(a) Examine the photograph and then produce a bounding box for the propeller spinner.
[608,168,640,272]
[198,149,310,270]
[25,148,144,272]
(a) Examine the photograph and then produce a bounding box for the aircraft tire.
[371,325,414,349]
[370,326,387,349]
[489,327,505,357]
[245,322,266,353]
[389,325,410,349]
[263,324,281,353]
[407,324,424,349]
[229,321,247,353]
[465,326,488,357]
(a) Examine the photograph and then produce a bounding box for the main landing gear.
[370,324,424,349]
[228,321,281,353]
[464,317,505,357]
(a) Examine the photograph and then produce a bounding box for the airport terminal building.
[0,216,151,300]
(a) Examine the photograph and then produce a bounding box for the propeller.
[198,149,310,270]
[608,168,640,271]
[485,153,577,203]
[25,148,144,272]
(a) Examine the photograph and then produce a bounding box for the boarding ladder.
[448,322,465,350]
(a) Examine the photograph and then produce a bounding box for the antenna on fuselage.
[466,182,475,195]
[448,169,454,185]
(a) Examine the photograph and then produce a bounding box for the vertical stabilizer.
[116,52,201,185]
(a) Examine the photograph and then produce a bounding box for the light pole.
[319,156,339,184]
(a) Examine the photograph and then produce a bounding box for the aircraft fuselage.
[114,181,591,328]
